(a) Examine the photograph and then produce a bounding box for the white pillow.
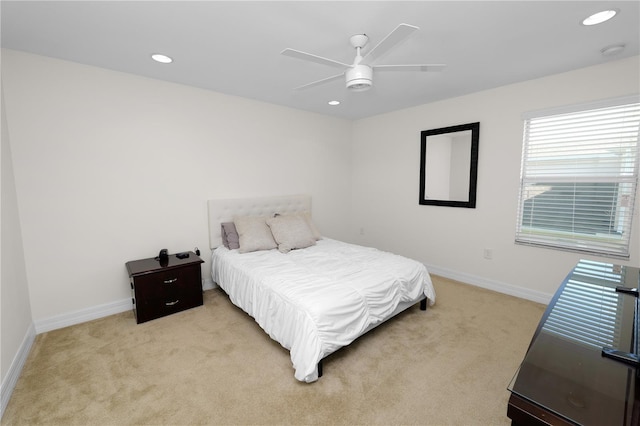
[234,216,277,253]
[266,214,316,253]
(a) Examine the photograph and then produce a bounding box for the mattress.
[211,238,435,382]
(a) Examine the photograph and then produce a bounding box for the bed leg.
[420,298,427,311]
[318,360,323,378]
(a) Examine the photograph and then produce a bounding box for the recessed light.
[601,44,626,56]
[151,53,173,64]
[581,9,618,26]
[328,100,340,106]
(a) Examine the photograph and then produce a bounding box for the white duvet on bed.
[210,238,435,382]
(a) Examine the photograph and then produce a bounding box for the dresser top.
[126,251,203,277]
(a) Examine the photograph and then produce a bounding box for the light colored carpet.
[2,275,544,425]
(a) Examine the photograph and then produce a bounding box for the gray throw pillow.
[221,222,240,250]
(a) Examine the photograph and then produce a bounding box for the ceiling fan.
[281,23,446,92]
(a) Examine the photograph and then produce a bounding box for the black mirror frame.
[419,122,480,208]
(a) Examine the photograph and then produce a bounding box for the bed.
[208,194,436,382]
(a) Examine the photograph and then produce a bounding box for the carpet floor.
[2,275,544,425]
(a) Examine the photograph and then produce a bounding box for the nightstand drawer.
[134,285,201,322]
[134,266,200,300]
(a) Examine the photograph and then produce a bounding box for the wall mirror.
[419,122,479,208]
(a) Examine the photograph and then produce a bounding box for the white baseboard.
[1,323,35,419]
[35,279,217,334]
[34,298,132,334]
[30,270,543,334]
[425,263,552,305]
[203,277,217,291]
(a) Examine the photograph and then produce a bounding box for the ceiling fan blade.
[281,48,350,69]
[362,23,419,65]
[293,73,344,90]
[374,64,446,72]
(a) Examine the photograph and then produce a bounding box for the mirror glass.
[419,122,479,208]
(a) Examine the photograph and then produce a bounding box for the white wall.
[351,55,640,302]
[1,85,34,414]
[1,49,353,325]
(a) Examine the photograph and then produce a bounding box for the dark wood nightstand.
[125,252,204,324]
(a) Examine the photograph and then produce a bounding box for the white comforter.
[210,238,435,382]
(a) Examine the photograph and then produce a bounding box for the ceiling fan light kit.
[346,65,373,91]
[281,23,445,93]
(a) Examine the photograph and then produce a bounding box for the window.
[516,96,640,258]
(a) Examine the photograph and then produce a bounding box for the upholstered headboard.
[207,194,312,249]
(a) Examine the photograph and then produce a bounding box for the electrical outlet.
[483,248,493,260]
[359,227,365,235]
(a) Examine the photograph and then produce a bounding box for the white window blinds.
[516,96,640,258]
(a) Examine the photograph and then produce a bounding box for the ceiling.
[2,1,639,120]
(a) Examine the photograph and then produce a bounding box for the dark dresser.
[508,259,640,425]
[126,252,204,324]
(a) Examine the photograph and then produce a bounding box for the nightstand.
[125,252,204,324]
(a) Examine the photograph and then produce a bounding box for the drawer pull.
[163,278,178,284]
[165,300,179,306]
